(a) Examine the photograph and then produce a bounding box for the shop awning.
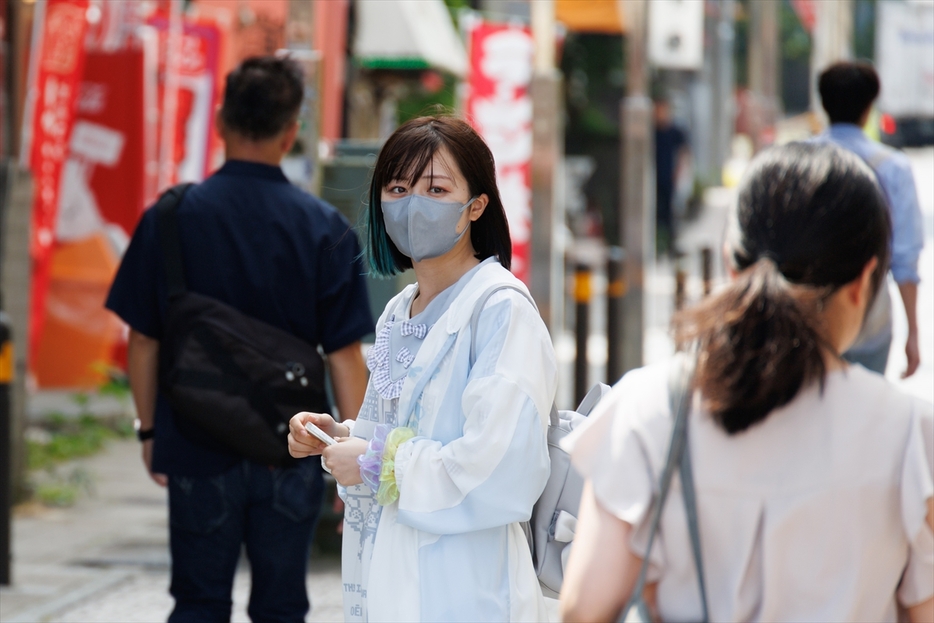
[556,0,627,34]
[354,0,468,77]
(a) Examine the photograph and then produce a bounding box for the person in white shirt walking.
[561,143,933,622]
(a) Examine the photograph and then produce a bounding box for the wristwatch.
[134,419,155,442]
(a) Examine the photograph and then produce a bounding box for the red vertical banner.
[148,14,222,187]
[464,20,534,284]
[26,0,90,364]
[33,45,153,388]
[790,0,816,32]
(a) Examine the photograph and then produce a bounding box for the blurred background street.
[1,0,932,621]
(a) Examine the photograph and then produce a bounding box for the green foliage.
[853,0,876,61]
[562,33,626,146]
[397,73,458,125]
[92,363,132,401]
[26,401,132,507]
[33,467,95,508]
[35,483,79,507]
[560,33,626,244]
[27,412,133,472]
[442,0,472,28]
[781,0,811,62]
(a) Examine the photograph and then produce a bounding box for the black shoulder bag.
[155,184,329,467]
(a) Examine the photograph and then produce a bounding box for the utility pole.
[617,0,651,374]
[748,0,780,152]
[2,0,35,551]
[714,0,736,171]
[285,0,321,194]
[811,0,853,124]
[530,0,563,334]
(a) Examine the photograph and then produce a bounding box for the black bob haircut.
[366,116,512,276]
[219,56,303,141]
[818,61,880,125]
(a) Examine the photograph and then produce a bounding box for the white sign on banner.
[648,0,704,70]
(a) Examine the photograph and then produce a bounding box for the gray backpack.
[469,284,610,597]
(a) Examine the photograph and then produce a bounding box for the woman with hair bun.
[560,142,934,622]
[287,116,555,621]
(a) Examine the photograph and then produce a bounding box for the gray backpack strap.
[679,405,709,620]
[468,283,537,366]
[468,284,558,428]
[621,353,708,622]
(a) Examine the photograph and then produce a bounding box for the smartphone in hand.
[305,421,337,446]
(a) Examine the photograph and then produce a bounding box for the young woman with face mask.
[287,116,556,622]
[560,143,934,622]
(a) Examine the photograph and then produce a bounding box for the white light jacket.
[340,260,556,622]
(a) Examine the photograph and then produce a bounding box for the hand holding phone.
[305,421,337,447]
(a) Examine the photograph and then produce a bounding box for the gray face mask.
[382,194,477,262]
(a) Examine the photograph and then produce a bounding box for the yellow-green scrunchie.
[375,427,416,505]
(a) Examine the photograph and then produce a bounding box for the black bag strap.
[155,183,195,299]
[622,352,709,622]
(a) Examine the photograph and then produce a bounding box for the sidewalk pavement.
[0,435,560,622]
[0,439,346,623]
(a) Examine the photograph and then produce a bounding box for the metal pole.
[286,0,322,194]
[811,0,853,122]
[606,246,625,384]
[573,263,591,406]
[748,0,780,152]
[0,309,11,585]
[530,0,562,334]
[701,247,713,296]
[619,0,651,374]
[715,0,736,172]
[2,3,34,528]
[674,254,686,311]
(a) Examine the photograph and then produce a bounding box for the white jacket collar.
[377,259,531,336]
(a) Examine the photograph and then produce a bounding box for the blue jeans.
[167,458,325,623]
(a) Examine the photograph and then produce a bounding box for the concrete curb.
[3,570,131,623]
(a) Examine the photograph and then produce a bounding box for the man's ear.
[280,121,300,156]
[215,108,227,140]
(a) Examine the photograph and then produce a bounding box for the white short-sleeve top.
[566,361,934,622]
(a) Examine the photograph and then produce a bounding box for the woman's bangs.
[382,133,440,188]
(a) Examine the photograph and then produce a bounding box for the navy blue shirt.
[106,160,374,476]
[655,124,687,192]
